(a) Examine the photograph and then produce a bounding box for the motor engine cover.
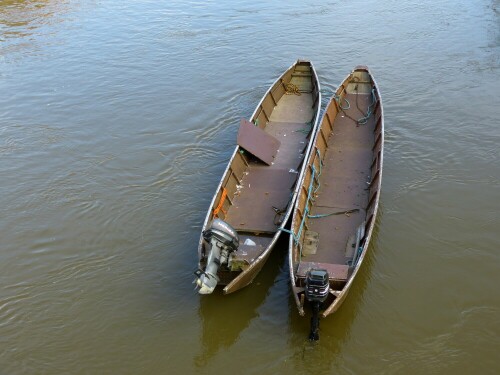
[202,219,239,252]
[305,269,330,303]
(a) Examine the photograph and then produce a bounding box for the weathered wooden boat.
[288,66,384,339]
[195,60,321,295]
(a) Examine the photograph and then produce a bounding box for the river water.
[1,0,499,374]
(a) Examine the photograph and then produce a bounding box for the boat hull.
[289,65,384,317]
[197,60,321,294]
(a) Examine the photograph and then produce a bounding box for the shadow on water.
[284,214,382,373]
[194,237,288,368]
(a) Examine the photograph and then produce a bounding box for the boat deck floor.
[225,92,314,235]
[303,93,375,265]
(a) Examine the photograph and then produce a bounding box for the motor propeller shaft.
[305,269,330,341]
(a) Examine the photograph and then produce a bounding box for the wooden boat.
[195,60,321,295]
[288,66,384,339]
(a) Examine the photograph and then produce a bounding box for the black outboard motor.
[305,269,330,341]
[195,219,239,294]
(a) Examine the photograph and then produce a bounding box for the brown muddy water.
[1,0,499,374]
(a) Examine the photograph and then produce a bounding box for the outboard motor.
[195,219,239,294]
[305,269,330,341]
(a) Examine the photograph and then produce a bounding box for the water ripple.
[1,0,499,374]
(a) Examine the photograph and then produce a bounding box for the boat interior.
[292,68,383,293]
[203,61,320,283]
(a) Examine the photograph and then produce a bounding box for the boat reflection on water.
[195,239,287,368]
[195,213,381,370]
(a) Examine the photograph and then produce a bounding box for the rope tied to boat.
[357,88,377,125]
[285,82,301,96]
[212,187,228,218]
[335,78,377,126]
[308,208,360,219]
[279,148,323,258]
[272,205,287,226]
[334,86,350,111]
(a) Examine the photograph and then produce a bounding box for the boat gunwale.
[288,65,384,317]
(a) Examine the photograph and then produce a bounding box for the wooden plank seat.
[296,261,349,281]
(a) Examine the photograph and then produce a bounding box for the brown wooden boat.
[195,60,321,295]
[288,66,384,339]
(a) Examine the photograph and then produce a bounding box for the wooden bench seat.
[296,261,349,281]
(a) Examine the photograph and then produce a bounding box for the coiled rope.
[285,82,301,96]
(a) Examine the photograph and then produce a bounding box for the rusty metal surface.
[264,121,311,169]
[289,66,384,318]
[225,167,297,233]
[307,93,375,264]
[226,78,316,235]
[237,118,280,165]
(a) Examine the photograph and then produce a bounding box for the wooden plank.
[297,261,349,281]
[237,118,280,165]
